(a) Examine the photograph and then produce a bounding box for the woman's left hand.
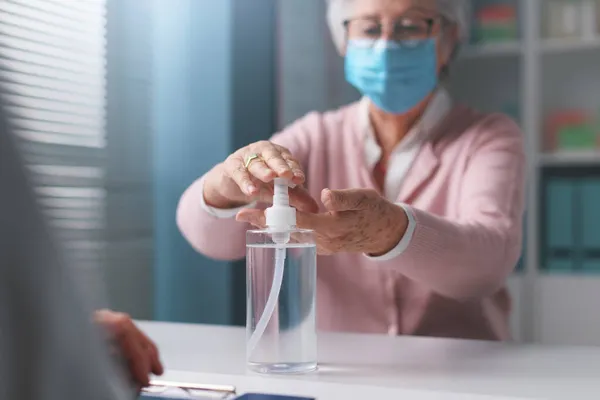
[237,188,409,256]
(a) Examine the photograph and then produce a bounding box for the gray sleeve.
[0,98,135,400]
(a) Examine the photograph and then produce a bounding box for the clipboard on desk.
[140,379,237,399]
[140,380,315,400]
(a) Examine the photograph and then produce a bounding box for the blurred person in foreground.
[0,95,161,398]
[178,0,525,341]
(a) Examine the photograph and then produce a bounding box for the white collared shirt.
[359,89,452,201]
[199,89,453,261]
[361,89,452,261]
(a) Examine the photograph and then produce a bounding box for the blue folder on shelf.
[545,178,576,272]
[581,178,600,271]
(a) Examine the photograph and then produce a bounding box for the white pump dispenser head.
[265,178,296,244]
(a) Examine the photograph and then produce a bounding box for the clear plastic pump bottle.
[246,178,317,374]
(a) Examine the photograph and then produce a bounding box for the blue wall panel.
[152,0,276,324]
[152,0,233,324]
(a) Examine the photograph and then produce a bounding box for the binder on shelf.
[544,178,576,272]
[581,260,600,272]
[546,257,575,273]
[580,178,600,271]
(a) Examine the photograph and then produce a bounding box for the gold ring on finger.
[244,153,262,169]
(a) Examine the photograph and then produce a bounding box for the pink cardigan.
[177,102,526,341]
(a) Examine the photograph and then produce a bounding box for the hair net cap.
[326,0,471,54]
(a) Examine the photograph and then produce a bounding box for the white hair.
[326,0,470,57]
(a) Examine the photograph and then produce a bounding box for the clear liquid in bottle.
[246,228,317,374]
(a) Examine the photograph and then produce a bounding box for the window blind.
[0,0,108,287]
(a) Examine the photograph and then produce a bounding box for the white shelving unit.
[537,0,600,345]
[541,36,600,53]
[460,41,522,59]
[454,0,600,346]
[540,150,600,166]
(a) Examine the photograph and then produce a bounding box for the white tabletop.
[139,321,600,399]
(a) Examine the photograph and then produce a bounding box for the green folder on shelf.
[474,24,518,43]
[557,125,596,150]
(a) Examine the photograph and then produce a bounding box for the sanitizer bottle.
[246,178,317,374]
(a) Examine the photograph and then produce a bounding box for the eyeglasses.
[343,15,442,48]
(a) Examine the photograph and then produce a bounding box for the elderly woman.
[177,0,525,340]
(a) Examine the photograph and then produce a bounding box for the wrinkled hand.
[94,310,163,389]
[237,188,408,256]
[203,140,319,213]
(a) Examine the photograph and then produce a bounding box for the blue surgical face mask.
[344,38,438,115]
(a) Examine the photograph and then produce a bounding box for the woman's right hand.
[203,141,319,213]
